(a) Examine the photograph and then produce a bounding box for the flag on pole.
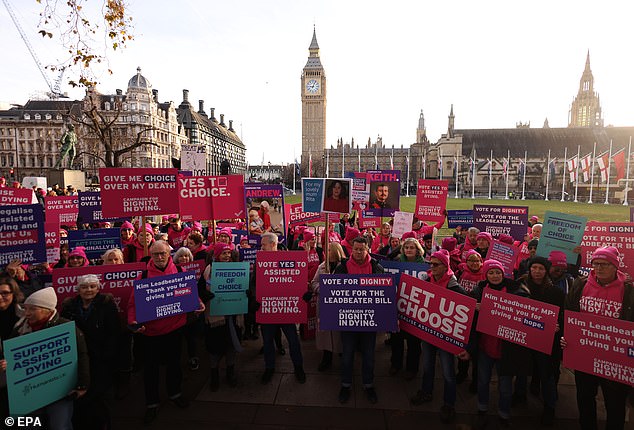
[597,151,610,182]
[517,159,525,177]
[613,149,626,182]
[502,158,508,175]
[390,150,394,170]
[548,158,557,182]
[438,155,443,178]
[358,146,361,172]
[295,158,300,177]
[374,146,379,169]
[325,151,329,177]
[309,152,313,177]
[580,153,592,182]
[566,156,578,183]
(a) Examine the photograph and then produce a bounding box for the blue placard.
[0,204,46,267]
[381,260,430,281]
[4,322,78,415]
[77,191,125,223]
[133,272,199,323]
[536,211,588,263]
[239,247,257,263]
[68,228,122,260]
[447,210,474,229]
[319,274,397,332]
[209,262,250,315]
[302,178,325,213]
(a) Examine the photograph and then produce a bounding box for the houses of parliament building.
[301,29,634,200]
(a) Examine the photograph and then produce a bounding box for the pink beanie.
[548,250,568,268]
[591,246,620,268]
[441,237,457,252]
[344,227,361,242]
[138,223,154,236]
[530,216,539,223]
[239,235,248,243]
[476,232,493,244]
[303,230,315,242]
[464,249,481,261]
[121,221,134,231]
[483,259,504,274]
[430,249,450,269]
[192,221,203,232]
[213,242,232,260]
[68,246,89,266]
[498,234,514,245]
[402,231,417,240]
[219,227,233,238]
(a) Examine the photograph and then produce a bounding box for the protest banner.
[0,204,46,267]
[381,260,430,282]
[178,259,206,280]
[245,183,287,244]
[485,240,519,277]
[358,210,381,229]
[4,322,78,415]
[52,262,145,316]
[285,203,321,227]
[239,247,257,263]
[476,288,559,354]
[0,187,35,206]
[415,179,448,222]
[396,274,476,354]
[68,228,121,259]
[319,274,397,332]
[179,175,245,221]
[473,204,528,241]
[45,222,60,263]
[180,143,207,176]
[392,211,414,238]
[322,179,352,214]
[365,170,400,217]
[320,212,340,224]
[301,178,325,213]
[209,262,250,315]
[351,175,370,213]
[78,191,124,223]
[447,210,474,229]
[255,251,308,324]
[536,211,587,263]
[45,195,78,225]
[563,310,634,386]
[99,168,180,217]
[579,222,633,277]
[133,271,199,323]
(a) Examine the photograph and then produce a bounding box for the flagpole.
[504,149,509,200]
[406,148,410,197]
[454,152,459,198]
[326,148,330,178]
[488,150,493,199]
[341,143,345,177]
[604,140,613,205]
[471,149,476,199]
[293,149,296,194]
[521,150,527,200]
[574,145,580,203]
[588,142,596,204]
[624,137,632,206]
[545,149,551,201]
[438,147,442,179]
[358,146,361,172]
[560,147,567,202]
[375,144,378,170]
[422,154,426,179]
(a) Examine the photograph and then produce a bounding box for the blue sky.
[1,0,633,165]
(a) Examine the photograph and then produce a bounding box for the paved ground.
[110,332,623,429]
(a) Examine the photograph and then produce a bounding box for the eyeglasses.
[151,251,169,257]
[0,291,13,297]
[169,218,178,223]
[592,262,612,269]
[429,263,443,267]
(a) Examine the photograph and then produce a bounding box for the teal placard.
[209,262,250,316]
[4,322,78,415]
[536,211,588,263]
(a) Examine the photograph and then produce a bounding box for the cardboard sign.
[579,222,633,277]
[45,195,78,225]
[255,251,308,324]
[133,272,199,323]
[563,310,634,386]
[476,288,559,354]
[245,183,286,244]
[68,228,122,260]
[381,260,431,281]
[239,247,257,263]
[45,222,60,263]
[180,143,207,176]
[358,210,381,229]
[0,188,35,206]
[99,168,179,217]
[178,259,206,280]
[350,175,370,213]
[301,178,325,213]
[396,274,476,354]
[209,262,250,315]
[473,204,529,241]
[485,240,519,278]
[179,175,245,221]
[365,170,400,218]
[77,191,124,223]
[0,204,46,267]
[52,263,145,316]
[300,178,352,214]
[415,179,449,222]
[4,322,78,414]
[319,274,397,332]
[392,211,414,238]
[285,203,321,226]
[447,210,474,229]
[536,211,587,264]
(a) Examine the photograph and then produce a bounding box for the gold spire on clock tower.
[301,27,327,172]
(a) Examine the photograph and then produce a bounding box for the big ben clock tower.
[301,27,326,171]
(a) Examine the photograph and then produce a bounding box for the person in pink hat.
[340,227,361,258]
[120,221,136,247]
[67,246,90,267]
[474,232,492,260]
[548,250,574,294]
[167,214,191,249]
[562,246,634,430]
[371,222,392,253]
[123,223,155,263]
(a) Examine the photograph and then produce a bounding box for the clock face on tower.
[306,79,320,94]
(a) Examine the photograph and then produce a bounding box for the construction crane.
[2,0,66,99]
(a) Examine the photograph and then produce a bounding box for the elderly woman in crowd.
[102,248,124,265]
[61,274,119,429]
[185,231,208,260]
[173,247,194,265]
[0,276,23,419]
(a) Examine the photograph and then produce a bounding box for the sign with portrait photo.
[245,183,287,245]
[365,170,400,218]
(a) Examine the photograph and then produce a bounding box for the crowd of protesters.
[0,181,632,429]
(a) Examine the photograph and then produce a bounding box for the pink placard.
[178,176,213,221]
[320,212,340,223]
[179,175,245,221]
[255,251,308,324]
[415,179,448,222]
[358,209,381,229]
[285,203,321,227]
[476,288,559,354]
[397,274,476,354]
[45,196,78,225]
[45,222,60,263]
[580,222,632,276]
[52,262,146,316]
[0,188,35,205]
[563,310,634,386]
[485,240,519,277]
[178,259,206,280]
[99,168,180,217]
